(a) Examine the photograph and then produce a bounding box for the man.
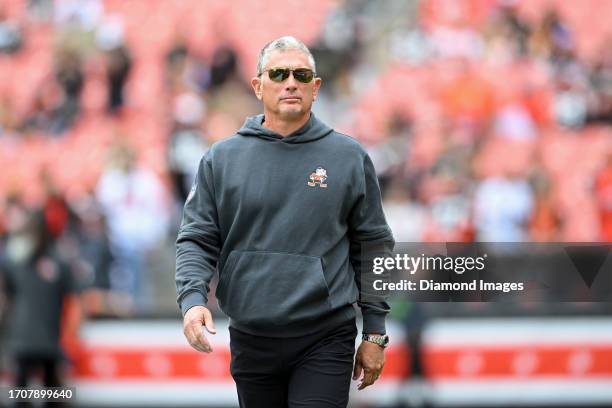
[175,36,394,407]
[1,209,81,400]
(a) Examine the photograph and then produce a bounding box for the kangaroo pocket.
[216,250,331,328]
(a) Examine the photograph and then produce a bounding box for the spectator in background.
[473,171,534,242]
[167,91,208,204]
[497,2,531,56]
[552,74,588,129]
[1,194,30,254]
[483,2,530,62]
[96,143,169,313]
[588,38,612,124]
[0,209,81,395]
[96,15,132,113]
[366,114,411,197]
[551,50,590,129]
[165,39,211,93]
[22,48,85,135]
[40,170,71,239]
[104,44,131,113]
[383,182,427,242]
[165,39,190,91]
[528,9,572,61]
[63,194,117,317]
[53,48,84,129]
[208,45,238,91]
[204,44,258,126]
[21,80,67,135]
[423,174,473,242]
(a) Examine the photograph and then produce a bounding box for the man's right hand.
[183,305,216,353]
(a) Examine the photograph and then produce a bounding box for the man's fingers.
[358,369,377,390]
[352,359,363,380]
[184,324,201,351]
[185,322,212,353]
[189,339,209,353]
[190,332,211,353]
[203,309,216,334]
[192,323,213,352]
[357,360,385,390]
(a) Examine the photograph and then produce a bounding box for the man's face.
[251,48,322,121]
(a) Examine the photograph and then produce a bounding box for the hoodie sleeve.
[347,152,395,335]
[175,154,221,316]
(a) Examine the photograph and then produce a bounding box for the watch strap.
[362,333,389,348]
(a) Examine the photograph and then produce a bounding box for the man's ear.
[312,77,322,101]
[251,77,263,100]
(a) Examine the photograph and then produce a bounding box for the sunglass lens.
[294,69,313,83]
[268,68,289,82]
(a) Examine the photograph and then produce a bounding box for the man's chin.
[278,108,306,120]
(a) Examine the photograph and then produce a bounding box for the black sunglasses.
[260,68,315,83]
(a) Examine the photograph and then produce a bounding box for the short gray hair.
[256,36,317,76]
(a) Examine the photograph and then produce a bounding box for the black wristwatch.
[362,333,389,348]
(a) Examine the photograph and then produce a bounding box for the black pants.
[14,354,64,408]
[15,354,61,388]
[229,318,357,408]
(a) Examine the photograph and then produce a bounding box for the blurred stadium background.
[0,0,611,406]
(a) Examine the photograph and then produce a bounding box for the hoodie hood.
[237,112,333,144]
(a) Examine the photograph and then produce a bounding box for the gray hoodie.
[176,112,394,337]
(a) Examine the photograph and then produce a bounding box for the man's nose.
[284,73,298,90]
